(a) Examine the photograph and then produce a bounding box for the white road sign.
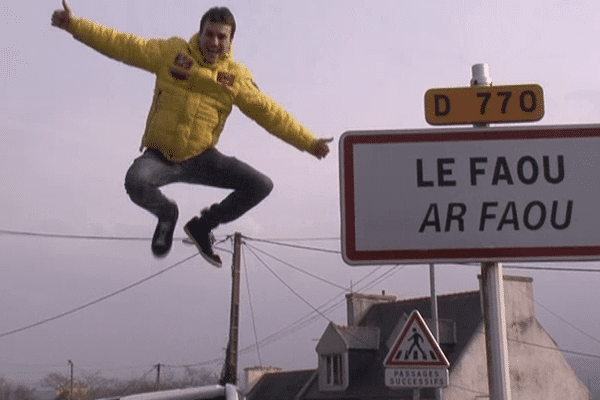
[340,124,600,265]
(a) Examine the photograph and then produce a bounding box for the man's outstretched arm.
[51,0,167,74]
[235,76,333,160]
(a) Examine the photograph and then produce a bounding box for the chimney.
[477,274,535,325]
[346,291,397,326]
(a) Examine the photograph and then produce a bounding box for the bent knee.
[258,175,274,198]
[124,167,151,202]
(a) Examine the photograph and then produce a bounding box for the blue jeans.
[125,148,273,229]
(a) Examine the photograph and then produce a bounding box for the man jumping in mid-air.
[51,1,332,267]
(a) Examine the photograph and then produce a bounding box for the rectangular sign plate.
[425,84,544,125]
[340,124,600,265]
[385,368,449,388]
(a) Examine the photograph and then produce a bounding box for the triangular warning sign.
[383,310,449,368]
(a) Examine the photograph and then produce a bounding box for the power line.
[512,284,600,347]
[236,245,403,354]
[6,227,600,275]
[0,253,198,339]
[0,231,390,352]
[241,246,262,366]
[247,237,340,242]
[459,262,600,273]
[244,245,332,323]
[5,227,600,378]
[240,242,600,370]
[0,229,150,241]
[503,263,600,273]
[507,338,600,360]
[536,300,600,346]
[243,244,396,352]
[243,236,341,254]
[474,327,600,362]
[244,242,348,290]
[0,229,219,244]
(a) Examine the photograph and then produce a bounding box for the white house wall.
[445,275,590,400]
[442,323,489,400]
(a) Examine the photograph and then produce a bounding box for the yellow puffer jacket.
[69,17,318,162]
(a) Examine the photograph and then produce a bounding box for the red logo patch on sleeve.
[217,72,236,87]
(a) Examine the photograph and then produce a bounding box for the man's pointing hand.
[51,0,73,31]
[311,137,334,160]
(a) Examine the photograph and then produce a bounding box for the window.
[325,354,343,386]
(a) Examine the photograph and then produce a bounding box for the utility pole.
[155,363,161,391]
[68,360,74,400]
[220,232,242,386]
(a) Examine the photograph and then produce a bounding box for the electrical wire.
[161,356,224,369]
[512,284,600,347]
[458,261,600,273]
[245,264,392,348]
[507,338,600,360]
[243,235,341,254]
[473,327,600,361]
[535,300,600,346]
[503,263,600,273]
[244,242,348,290]
[243,244,392,352]
[0,228,228,246]
[447,383,488,396]
[3,227,600,379]
[239,242,600,374]
[241,244,263,366]
[236,243,406,354]
[0,253,198,339]
[359,264,405,293]
[0,229,150,241]
[244,245,332,323]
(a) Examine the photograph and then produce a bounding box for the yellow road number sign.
[424,84,544,125]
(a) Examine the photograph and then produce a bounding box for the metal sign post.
[430,264,442,400]
[470,64,512,400]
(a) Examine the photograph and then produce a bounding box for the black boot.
[184,215,222,267]
[151,202,178,258]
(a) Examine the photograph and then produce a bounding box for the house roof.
[246,369,316,400]
[316,323,380,354]
[359,290,482,366]
[303,291,483,399]
[335,325,380,350]
[249,291,483,399]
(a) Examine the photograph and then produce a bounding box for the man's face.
[198,22,232,64]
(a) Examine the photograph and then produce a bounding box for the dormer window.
[319,353,347,391]
[325,354,343,386]
[315,322,379,392]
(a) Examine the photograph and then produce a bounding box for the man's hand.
[311,137,333,159]
[51,0,73,32]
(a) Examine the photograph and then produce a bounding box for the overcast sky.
[1,0,600,389]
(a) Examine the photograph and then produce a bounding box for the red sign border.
[340,124,600,265]
[383,310,449,368]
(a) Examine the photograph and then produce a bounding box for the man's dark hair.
[200,7,236,39]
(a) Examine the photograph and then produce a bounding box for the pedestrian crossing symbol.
[383,310,449,368]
